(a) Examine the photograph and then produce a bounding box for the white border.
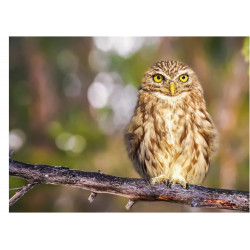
[1,1,249,250]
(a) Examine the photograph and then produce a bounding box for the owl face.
[141,60,202,97]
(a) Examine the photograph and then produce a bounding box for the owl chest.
[163,111,180,145]
[143,107,186,149]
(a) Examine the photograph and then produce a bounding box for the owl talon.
[165,178,189,189]
[170,181,177,188]
[150,176,189,189]
[163,179,170,186]
[177,181,189,189]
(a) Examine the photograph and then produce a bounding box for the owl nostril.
[165,81,174,85]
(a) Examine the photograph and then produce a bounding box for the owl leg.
[150,175,169,185]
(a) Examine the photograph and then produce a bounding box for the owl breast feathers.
[125,60,218,188]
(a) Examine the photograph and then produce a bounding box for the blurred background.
[9,37,249,212]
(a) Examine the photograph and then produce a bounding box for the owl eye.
[179,74,189,83]
[153,74,164,83]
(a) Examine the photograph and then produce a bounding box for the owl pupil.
[182,76,185,79]
[157,76,160,79]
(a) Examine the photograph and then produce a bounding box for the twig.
[9,159,249,211]
[9,187,23,191]
[9,149,14,160]
[88,192,97,203]
[126,199,136,210]
[9,182,38,207]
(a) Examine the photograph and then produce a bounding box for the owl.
[125,60,218,188]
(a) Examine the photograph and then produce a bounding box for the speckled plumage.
[125,60,218,188]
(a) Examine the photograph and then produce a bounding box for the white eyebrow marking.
[152,70,171,80]
[173,69,192,80]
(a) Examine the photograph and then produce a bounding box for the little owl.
[125,60,218,188]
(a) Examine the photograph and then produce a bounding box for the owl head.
[141,60,203,97]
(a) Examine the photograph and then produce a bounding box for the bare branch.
[9,182,38,207]
[88,192,97,203]
[9,187,23,191]
[9,159,249,211]
[9,149,14,160]
[126,199,136,210]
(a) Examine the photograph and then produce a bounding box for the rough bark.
[9,159,249,211]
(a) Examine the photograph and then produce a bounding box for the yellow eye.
[153,74,164,83]
[179,74,189,83]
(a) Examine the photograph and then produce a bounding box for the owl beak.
[169,82,176,96]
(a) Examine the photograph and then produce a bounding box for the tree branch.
[9,182,38,207]
[9,159,249,212]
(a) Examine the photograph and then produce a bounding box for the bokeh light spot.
[55,133,86,154]
[9,129,26,151]
[87,81,109,109]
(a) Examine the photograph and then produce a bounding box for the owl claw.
[177,181,189,189]
[167,181,174,188]
[150,176,189,189]
[165,179,189,189]
[163,179,169,186]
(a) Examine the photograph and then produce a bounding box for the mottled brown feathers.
[125,60,218,187]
